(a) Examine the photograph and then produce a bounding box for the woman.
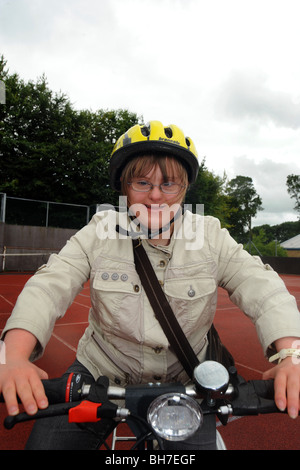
[1,121,300,449]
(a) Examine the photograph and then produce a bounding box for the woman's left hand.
[263,357,300,419]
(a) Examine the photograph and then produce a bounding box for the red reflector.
[69,401,101,423]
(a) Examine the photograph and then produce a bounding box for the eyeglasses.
[127,180,186,194]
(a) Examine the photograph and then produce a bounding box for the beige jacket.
[3,210,300,386]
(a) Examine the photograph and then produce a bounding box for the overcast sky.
[1,0,300,229]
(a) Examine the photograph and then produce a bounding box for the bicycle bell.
[193,361,229,394]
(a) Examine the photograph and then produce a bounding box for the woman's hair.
[120,154,189,199]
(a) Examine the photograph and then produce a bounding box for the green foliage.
[252,220,300,244]
[225,175,263,242]
[244,228,287,257]
[185,160,233,227]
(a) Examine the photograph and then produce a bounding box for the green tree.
[286,174,300,218]
[185,160,232,227]
[225,175,263,242]
[244,228,287,257]
[252,220,300,243]
[0,57,74,200]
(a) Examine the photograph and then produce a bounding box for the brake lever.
[4,402,81,430]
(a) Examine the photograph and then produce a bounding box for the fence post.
[0,193,6,223]
[46,202,49,227]
[1,246,6,272]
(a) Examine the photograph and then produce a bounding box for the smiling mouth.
[145,204,168,211]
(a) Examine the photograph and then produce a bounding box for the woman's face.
[125,162,187,239]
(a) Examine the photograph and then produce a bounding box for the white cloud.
[215,70,300,130]
[228,156,300,226]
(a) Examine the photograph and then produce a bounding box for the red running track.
[0,273,299,450]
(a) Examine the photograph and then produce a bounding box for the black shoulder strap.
[132,238,199,379]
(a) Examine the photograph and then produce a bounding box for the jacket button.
[153,346,163,354]
[159,260,166,267]
[111,273,119,280]
[188,287,195,297]
[101,272,109,280]
[133,284,140,292]
[121,274,128,281]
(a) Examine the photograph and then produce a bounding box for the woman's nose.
[149,185,163,200]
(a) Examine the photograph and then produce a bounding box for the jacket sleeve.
[207,216,300,356]
[1,220,96,361]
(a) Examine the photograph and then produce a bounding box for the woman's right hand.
[0,329,49,416]
[0,359,49,416]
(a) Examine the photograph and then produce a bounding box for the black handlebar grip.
[251,379,274,399]
[1,373,91,406]
[42,372,93,404]
[0,377,70,405]
[42,375,70,404]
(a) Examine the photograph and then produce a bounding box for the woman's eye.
[136,181,149,186]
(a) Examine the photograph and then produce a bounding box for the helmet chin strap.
[116,206,184,240]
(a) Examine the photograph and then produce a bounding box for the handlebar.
[1,363,289,433]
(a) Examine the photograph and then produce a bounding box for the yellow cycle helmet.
[110,120,199,190]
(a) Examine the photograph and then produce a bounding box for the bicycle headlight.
[147,393,203,441]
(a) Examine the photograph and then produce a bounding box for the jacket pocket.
[164,277,217,336]
[91,268,143,343]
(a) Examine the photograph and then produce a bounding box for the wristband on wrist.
[269,348,300,364]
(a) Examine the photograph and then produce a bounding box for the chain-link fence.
[0,193,97,229]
